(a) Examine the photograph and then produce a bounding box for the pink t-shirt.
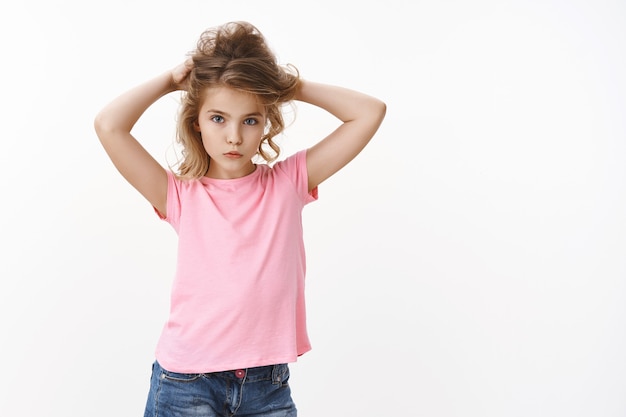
[155,150,318,373]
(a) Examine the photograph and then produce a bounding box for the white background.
[1,0,625,416]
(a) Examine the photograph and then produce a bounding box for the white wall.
[1,0,625,416]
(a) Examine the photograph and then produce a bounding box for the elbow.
[375,99,387,125]
[379,100,387,119]
[93,111,123,144]
[93,111,108,140]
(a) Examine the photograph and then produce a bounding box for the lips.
[224,151,242,159]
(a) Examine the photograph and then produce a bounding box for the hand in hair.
[171,58,194,91]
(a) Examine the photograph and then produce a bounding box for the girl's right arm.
[94,60,192,217]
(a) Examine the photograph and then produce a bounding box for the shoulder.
[271,150,307,175]
[267,150,317,203]
[167,170,207,190]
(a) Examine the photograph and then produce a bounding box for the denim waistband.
[155,361,288,384]
[223,363,288,383]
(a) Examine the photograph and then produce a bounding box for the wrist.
[294,79,307,101]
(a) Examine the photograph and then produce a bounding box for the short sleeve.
[153,170,182,231]
[275,149,318,205]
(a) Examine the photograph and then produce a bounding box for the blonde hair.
[175,21,299,179]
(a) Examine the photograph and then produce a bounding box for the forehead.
[200,86,265,115]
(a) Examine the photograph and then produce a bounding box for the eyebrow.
[205,109,264,118]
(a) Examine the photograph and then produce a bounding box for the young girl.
[95,21,385,416]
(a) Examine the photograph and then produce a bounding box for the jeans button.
[234,369,245,379]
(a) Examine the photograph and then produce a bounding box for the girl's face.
[195,86,267,179]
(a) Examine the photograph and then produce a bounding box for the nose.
[226,126,243,145]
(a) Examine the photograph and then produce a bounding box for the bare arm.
[297,80,386,192]
[93,60,192,217]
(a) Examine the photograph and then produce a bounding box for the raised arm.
[93,60,192,217]
[297,80,386,192]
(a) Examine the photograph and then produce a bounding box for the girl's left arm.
[297,79,386,192]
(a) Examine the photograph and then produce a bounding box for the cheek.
[197,122,220,139]
[247,125,265,139]
[250,129,265,144]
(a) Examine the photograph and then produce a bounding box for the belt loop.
[271,364,284,384]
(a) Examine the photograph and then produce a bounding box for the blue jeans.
[143,361,297,417]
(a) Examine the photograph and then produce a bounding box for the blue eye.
[244,118,258,125]
[211,115,224,123]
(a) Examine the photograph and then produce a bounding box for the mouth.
[224,151,243,159]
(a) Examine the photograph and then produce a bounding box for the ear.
[193,120,201,132]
